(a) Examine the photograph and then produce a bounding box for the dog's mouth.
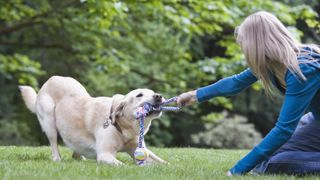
[137,102,162,118]
[145,108,161,117]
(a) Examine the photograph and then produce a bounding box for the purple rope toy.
[134,97,181,165]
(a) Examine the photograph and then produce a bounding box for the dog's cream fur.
[20,76,166,165]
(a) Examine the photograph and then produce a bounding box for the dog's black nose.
[153,94,162,102]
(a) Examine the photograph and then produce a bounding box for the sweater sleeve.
[229,64,320,175]
[196,68,258,102]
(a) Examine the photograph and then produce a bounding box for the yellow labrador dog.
[19,76,167,165]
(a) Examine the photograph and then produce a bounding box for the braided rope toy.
[134,97,180,166]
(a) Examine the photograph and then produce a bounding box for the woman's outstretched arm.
[177,68,258,106]
[196,68,258,102]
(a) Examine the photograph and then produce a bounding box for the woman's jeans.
[253,112,320,175]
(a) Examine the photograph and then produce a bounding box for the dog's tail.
[19,85,37,113]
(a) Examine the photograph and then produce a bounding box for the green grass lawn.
[0,146,319,180]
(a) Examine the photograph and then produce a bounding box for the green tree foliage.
[0,0,319,147]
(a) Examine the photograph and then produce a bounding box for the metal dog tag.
[103,120,109,129]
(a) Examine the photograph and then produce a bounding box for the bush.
[191,112,262,149]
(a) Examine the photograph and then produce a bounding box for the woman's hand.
[176,90,197,107]
[227,171,233,177]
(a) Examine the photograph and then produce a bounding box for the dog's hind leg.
[36,94,61,162]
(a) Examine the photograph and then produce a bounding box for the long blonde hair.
[235,11,320,96]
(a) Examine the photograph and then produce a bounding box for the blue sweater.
[196,47,320,174]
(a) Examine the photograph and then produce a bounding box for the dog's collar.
[103,118,122,133]
[113,121,123,133]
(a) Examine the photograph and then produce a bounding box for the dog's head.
[109,89,164,135]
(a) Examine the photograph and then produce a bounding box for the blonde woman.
[177,11,320,175]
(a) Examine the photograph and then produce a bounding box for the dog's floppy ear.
[109,94,126,124]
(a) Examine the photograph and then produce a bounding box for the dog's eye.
[136,93,143,97]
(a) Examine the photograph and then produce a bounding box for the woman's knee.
[297,112,315,128]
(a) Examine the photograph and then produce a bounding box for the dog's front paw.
[113,159,124,166]
[162,160,170,165]
[157,159,170,165]
[98,159,124,166]
[97,154,124,166]
[52,156,61,162]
